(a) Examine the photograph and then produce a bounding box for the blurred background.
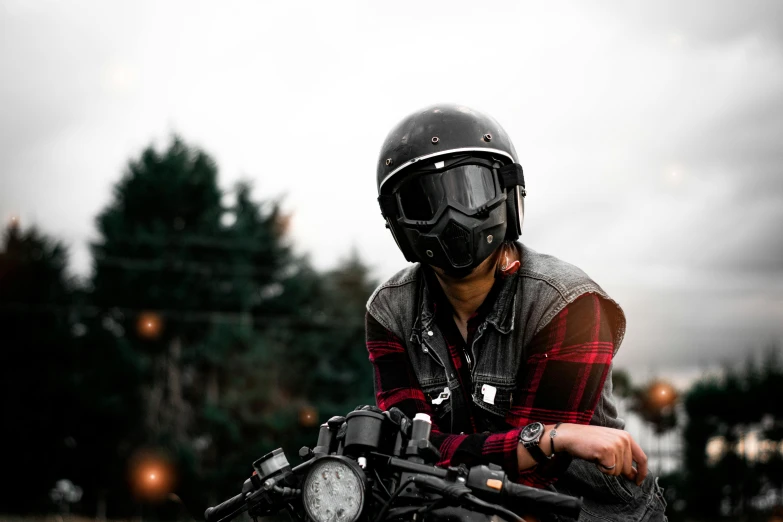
[1,1,782,521]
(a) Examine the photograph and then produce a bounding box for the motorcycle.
[204,407,582,522]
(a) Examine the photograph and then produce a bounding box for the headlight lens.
[302,457,364,522]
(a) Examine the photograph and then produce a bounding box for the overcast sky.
[1,0,781,385]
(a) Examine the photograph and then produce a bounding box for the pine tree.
[89,137,303,514]
[0,222,76,513]
[84,135,382,516]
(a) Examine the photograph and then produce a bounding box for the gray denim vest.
[366,243,667,521]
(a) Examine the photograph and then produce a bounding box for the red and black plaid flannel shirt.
[365,270,616,488]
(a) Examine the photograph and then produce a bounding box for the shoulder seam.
[366,267,420,311]
[516,269,570,302]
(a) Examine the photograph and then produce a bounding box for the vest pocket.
[423,383,452,426]
[471,381,514,418]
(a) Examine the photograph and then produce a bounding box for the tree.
[88,136,377,517]
[678,346,783,519]
[0,222,76,513]
[4,135,382,519]
[89,136,298,514]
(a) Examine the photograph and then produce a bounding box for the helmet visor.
[397,165,497,221]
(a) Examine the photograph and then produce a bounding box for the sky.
[1,0,782,385]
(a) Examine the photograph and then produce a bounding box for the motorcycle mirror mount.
[311,423,333,457]
[252,449,291,482]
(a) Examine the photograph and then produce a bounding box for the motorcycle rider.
[365,104,667,521]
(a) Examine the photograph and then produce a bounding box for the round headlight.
[302,456,365,522]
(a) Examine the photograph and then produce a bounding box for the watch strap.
[524,439,550,464]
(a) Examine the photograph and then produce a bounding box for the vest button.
[423,347,429,353]
[427,330,434,336]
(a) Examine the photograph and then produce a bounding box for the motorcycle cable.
[284,501,305,522]
[372,490,389,506]
[413,497,448,519]
[372,477,417,522]
[373,467,393,499]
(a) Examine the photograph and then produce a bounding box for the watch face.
[520,422,544,443]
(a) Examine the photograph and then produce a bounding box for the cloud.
[597,0,783,47]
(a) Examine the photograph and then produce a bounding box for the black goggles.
[378,157,525,224]
[393,158,505,224]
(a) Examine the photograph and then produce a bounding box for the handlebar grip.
[204,492,246,522]
[503,481,582,519]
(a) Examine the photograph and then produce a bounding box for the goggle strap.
[498,163,525,191]
[378,194,398,218]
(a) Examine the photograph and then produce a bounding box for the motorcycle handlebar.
[503,481,582,519]
[204,492,245,522]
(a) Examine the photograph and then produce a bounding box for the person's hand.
[555,424,648,485]
[383,407,412,437]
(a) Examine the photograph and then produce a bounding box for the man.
[365,105,667,521]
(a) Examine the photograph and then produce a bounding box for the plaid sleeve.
[506,292,616,487]
[365,311,432,416]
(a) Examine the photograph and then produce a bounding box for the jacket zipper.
[465,324,485,376]
[463,348,473,372]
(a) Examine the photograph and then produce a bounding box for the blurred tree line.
[0,137,376,519]
[673,348,783,520]
[613,348,783,521]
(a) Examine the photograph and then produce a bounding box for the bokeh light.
[128,450,174,502]
[137,312,163,340]
[648,380,678,408]
[299,405,319,427]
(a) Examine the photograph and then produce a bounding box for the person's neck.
[433,251,500,326]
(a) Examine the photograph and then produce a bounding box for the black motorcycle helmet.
[376,104,525,275]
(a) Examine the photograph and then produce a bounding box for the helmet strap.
[498,163,525,241]
[497,163,526,194]
[377,194,398,218]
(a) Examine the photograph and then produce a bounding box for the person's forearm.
[516,424,557,471]
[519,423,649,485]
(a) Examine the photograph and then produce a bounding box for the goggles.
[392,157,506,224]
[378,155,526,225]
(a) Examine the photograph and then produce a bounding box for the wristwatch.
[519,422,550,464]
